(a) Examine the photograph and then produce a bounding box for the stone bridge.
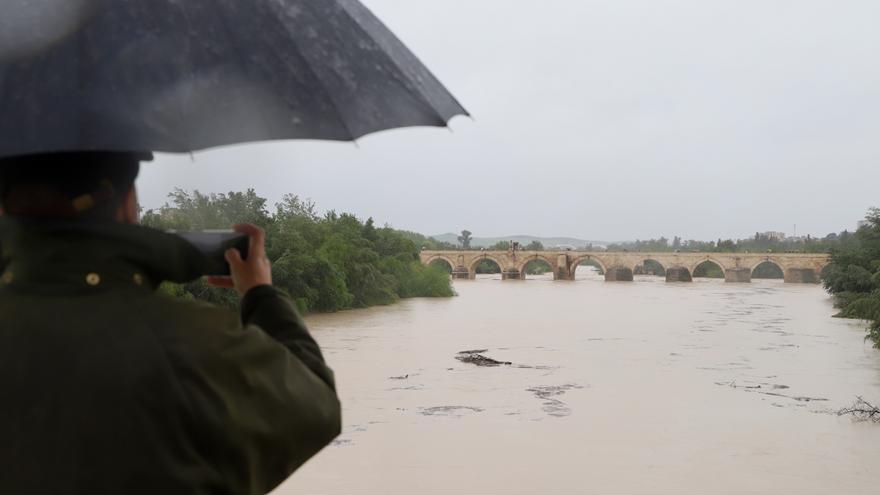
[419,250,831,283]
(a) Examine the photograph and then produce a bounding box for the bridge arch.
[517,255,557,279]
[424,255,457,271]
[687,256,728,274]
[751,255,789,271]
[468,254,506,276]
[751,260,785,279]
[633,258,666,276]
[569,255,609,278]
[692,258,726,279]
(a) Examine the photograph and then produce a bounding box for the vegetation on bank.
[142,189,454,313]
[821,208,880,347]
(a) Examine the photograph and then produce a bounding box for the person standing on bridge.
[0,152,341,494]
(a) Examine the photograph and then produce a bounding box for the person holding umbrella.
[0,1,466,493]
[0,151,342,494]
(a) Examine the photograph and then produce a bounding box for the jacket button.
[133,273,144,286]
[86,273,101,286]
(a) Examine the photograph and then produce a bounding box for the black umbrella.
[0,0,468,158]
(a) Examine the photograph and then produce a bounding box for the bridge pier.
[784,268,818,284]
[665,267,692,282]
[451,266,470,279]
[502,268,522,280]
[605,267,633,282]
[725,268,751,283]
[556,255,571,281]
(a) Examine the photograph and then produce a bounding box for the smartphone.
[174,230,250,276]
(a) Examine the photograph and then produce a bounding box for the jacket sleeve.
[174,286,341,495]
[240,285,336,391]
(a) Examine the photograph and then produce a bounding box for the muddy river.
[274,270,880,494]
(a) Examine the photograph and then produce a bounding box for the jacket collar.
[0,217,208,291]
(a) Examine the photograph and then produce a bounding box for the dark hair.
[0,151,151,220]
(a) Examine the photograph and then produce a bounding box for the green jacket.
[0,218,341,494]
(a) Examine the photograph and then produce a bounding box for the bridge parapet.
[420,250,830,284]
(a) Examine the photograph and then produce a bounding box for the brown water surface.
[275,271,880,495]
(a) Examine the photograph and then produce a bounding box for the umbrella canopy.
[0,0,468,158]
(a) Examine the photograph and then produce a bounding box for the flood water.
[275,270,880,495]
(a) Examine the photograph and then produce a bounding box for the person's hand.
[207,224,272,296]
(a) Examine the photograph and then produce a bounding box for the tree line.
[142,189,454,313]
[604,233,839,254]
[452,229,840,254]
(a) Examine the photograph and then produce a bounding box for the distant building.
[762,231,786,241]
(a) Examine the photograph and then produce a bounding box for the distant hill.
[431,233,607,250]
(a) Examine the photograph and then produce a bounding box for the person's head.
[0,151,152,223]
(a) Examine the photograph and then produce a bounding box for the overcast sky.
[138,0,880,242]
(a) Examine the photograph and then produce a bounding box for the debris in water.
[527,384,585,417]
[837,397,880,423]
[388,384,424,391]
[456,350,512,367]
[715,381,827,402]
[419,406,484,417]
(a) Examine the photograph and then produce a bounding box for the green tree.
[144,190,454,312]
[458,230,473,249]
[524,240,544,251]
[823,208,880,346]
[397,230,457,250]
[142,188,270,231]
